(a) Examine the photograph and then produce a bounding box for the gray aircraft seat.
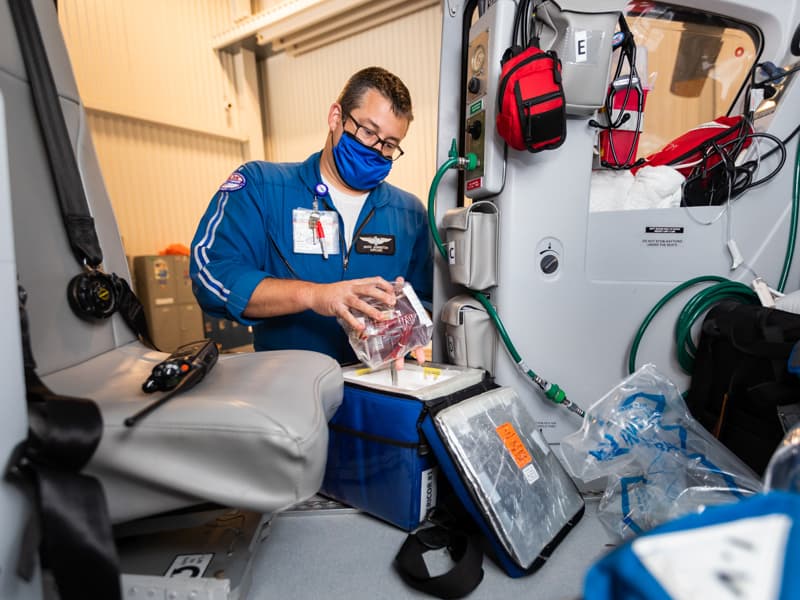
[1,0,344,524]
[43,348,343,523]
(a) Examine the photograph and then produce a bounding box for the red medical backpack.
[496,45,567,153]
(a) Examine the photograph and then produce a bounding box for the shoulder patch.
[219,171,246,192]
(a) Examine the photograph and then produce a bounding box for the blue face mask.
[332,132,392,191]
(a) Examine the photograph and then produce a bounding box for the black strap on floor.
[8,0,154,349]
[394,525,484,599]
[6,285,121,599]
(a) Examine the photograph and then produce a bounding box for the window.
[625,1,760,158]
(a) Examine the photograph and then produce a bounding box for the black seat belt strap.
[8,0,155,349]
[8,0,101,268]
[6,285,121,600]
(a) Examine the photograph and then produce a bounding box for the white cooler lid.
[342,362,486,400]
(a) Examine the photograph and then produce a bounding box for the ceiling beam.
[213,0,369,51]
[283,0,439,56]
[271,0,399,51]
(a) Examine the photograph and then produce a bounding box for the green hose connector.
[544,383,566,404]
[447,138,458,159]
[464,152,478,171]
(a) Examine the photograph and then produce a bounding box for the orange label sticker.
[496,422,532,469]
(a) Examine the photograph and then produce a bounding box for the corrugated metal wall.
[59,1,442,256]
[59,0,241,139]
[58,0,248,258]
[261,4,443,202]
[86,112,243,257]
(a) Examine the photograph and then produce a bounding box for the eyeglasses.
[343,113,405,161]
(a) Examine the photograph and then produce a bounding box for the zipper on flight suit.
[269,236,300,279]
[315,188,377,272]
[343,207,375,271]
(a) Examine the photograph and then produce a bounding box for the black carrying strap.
[7,286,121,599]
[394,487,485,599]
[394,525,484,599]
[9,0,155,349]
[114,273,156,348]
[511,0,539,50]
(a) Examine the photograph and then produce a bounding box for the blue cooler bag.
[420,386,585,576]
[393,385,586,598]
[321,363,490,531]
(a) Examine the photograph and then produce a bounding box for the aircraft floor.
[246,495,616,600]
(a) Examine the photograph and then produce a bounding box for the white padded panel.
[42,345,343,523]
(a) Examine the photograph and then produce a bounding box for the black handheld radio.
[125,340,219,427]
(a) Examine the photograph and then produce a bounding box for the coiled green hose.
[628,136,800,374]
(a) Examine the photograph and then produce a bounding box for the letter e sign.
[575,30,588,62]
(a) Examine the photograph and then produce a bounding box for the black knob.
[467,120,482,140]
[468,77,481,94]
[540,254,559,275]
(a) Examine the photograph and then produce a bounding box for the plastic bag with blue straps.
[561,363,762,540]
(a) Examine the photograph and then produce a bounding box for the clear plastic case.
[433,386,584,569]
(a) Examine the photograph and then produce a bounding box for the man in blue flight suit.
[190,66,432,365]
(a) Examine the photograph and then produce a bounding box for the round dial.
[471,44,486,74]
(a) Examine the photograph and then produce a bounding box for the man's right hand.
[243,276,402,330]
[308,276,399,331]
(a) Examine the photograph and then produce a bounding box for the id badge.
[292,208,340,255]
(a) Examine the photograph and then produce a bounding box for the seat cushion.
[42,343,343,523]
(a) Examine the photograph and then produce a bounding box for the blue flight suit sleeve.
[190,163,271,325]
[406,201,434,309]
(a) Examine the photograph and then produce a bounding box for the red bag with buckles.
[496,45,567,153]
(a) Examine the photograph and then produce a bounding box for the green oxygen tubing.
[428,140,586,419]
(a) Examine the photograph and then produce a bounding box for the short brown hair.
[337,67,413,122]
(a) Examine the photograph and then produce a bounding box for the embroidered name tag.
[355,234,396,255]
